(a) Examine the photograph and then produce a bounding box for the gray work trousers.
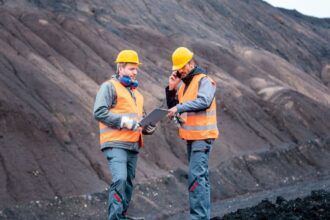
[103,148,138,220]
[187,139,214,220]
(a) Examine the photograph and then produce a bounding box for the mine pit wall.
[210,137,330,201]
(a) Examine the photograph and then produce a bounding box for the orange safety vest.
[99,79,144,147]
[177,73,219,140]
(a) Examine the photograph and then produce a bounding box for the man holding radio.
[165,47,219,220]
[94,50,155,220]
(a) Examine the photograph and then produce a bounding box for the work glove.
[142,124,156,135]
[120,116,139,131]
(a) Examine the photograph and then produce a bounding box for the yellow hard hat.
[115,50,141,64]
[172,47,194,71]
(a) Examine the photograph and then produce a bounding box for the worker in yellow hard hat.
[94,49,155,220]
[166,47,219,220]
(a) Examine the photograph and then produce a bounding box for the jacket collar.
[182,66,207,85]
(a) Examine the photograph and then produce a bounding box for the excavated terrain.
[215,190,330,220]
[0,0,329,219]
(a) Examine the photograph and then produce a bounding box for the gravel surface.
[215,190,330,220]
[168,176,330,220]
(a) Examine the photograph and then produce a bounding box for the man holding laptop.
[93,50,156,220]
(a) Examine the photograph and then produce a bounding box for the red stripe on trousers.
[114,193,122,202]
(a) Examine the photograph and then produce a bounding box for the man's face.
[118,63,139,80]
[177,62,192,79]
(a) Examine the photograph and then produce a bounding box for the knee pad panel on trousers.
[188,151,209,181]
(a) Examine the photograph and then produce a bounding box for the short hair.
[116,63,127,74]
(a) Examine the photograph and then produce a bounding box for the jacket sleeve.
[93,81,122,129]
[165,86,179,108]
[176,77,217,113]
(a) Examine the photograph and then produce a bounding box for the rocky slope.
[0,0,329,215]
[216,190,330,220]
[1,138,330,219]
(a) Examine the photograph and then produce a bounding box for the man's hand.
[168,71,181,91]
[167,106,178,119]
[142,124,156,135]
[120,116,139,130]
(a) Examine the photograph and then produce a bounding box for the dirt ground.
[1,175,330,220]
[215,190,330,220]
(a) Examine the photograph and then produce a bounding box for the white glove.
[120,116,139,130]
[143,124,156,135]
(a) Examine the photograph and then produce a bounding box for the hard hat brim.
[115,61,142,65]
[172,64,184,71]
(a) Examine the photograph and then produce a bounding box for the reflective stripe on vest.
[181,124,218,131]
[99,79,144,146]
[185,111,217,116]
[177,73,219,140]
